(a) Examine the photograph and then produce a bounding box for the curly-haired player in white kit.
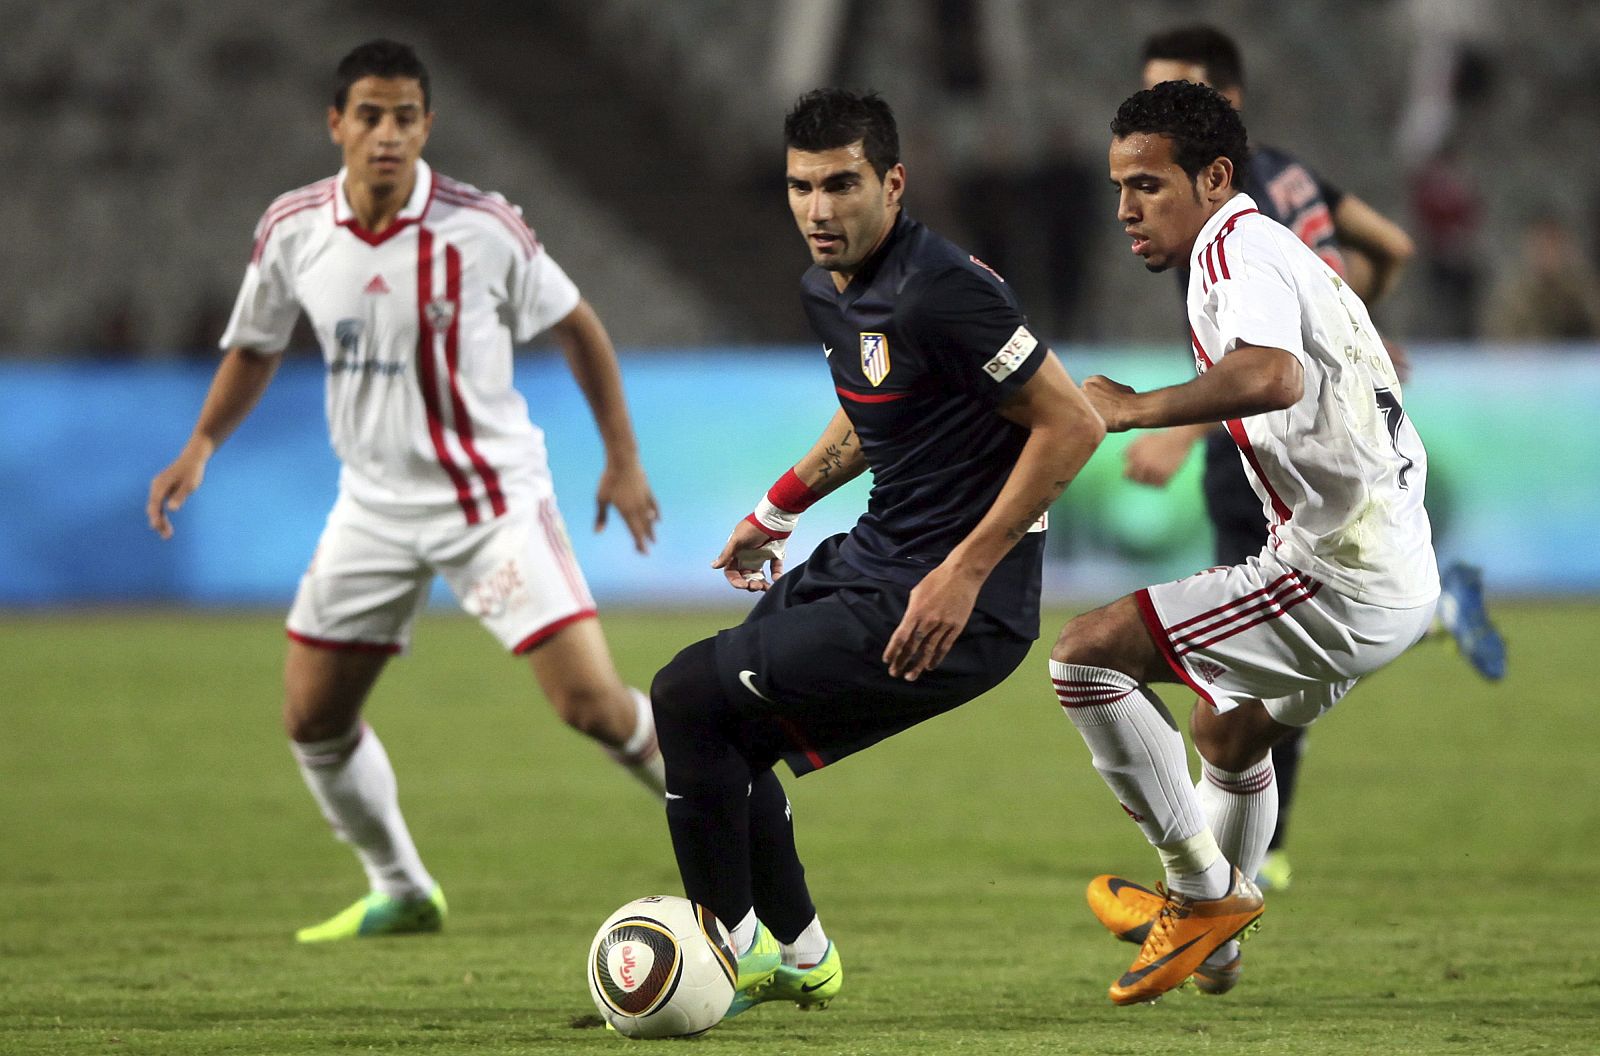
[1051,80,1439,1005]
[147,40,663,942]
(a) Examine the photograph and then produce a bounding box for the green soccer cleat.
[1255,851,1292,892]
[768,943,844,1010]
[295,885,446,943]
[722,922,782,1018]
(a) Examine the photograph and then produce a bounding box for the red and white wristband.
[744,468,821,539]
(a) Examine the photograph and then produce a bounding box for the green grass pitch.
[3,603,1597,1054]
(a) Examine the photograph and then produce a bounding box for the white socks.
[291,723,435,899]
[607,687,666,797]
[730,908,759,956]
[783,915,830,968]
[1052,661,1226,899]
[1196,756,1277,882]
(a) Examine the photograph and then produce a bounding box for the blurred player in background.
[1119,25,1505,892]
[650,89,1103,1018]
[1054,80,1438,1004]
[146,40,662,942]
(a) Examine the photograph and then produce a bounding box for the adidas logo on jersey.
[364,274,391,295]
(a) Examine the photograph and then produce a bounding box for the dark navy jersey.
[1248,144,1345,275]
[1179,144,1347,527]
[799,212,1048,639]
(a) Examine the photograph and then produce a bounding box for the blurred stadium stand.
[3,0,1599,354]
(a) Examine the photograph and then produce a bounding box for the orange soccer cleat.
[1106,868,1263,1006]
[1085,874,1166,945]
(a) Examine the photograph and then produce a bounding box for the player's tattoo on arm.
[1005,479,1070,541]
[815,429,856,482]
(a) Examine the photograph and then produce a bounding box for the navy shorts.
[713,535,1035,777]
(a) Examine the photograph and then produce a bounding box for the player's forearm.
[1125,346,1302,428]
[187,347,280,456]
[948,383,1105,580]
[1334,196,1414,305]
[552,300,643,463]
[792,408,867,498]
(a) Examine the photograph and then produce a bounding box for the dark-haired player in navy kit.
[1102,25,1505,897]
[648,88,1104,1019]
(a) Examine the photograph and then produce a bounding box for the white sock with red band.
[1196,755,1277,882]
[1051,660,1228,899]
[606,687,666,797]
[291,723,435,899]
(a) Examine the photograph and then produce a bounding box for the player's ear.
[882,163,906,207]
[1203,156,1234,201]
[328,106,343,145]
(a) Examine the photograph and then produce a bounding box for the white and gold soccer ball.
[587,895,737,1038]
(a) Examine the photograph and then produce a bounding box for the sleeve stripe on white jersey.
[251,179,336,263]
[433,179,539,259]
[1197,206,1258,293]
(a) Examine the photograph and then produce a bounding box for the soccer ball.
[587,895,737,1038]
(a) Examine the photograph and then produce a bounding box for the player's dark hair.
[334,39,431,112]
[1141,25,1245,92]
[784,89,900,178]
[1112,80,1251,190]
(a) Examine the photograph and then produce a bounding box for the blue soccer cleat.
[1437,562,1506,681]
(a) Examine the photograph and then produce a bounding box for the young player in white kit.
[1050,80,1439,1005]
[146,41,663,942]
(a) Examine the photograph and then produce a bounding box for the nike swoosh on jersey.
[800,973,838,993]
[1116,931,1210,987]
[739,670,776,703]
[664,792,684,800]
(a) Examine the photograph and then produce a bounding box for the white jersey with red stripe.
[1185,193,1438,607]
[220,159,581,523]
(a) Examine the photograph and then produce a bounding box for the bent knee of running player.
[1050,595,1168,683]
[651,638,757,795]
[1189,699,1291,770]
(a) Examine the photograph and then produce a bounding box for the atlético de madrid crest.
[425,298,456,331]
[860,332,890,387]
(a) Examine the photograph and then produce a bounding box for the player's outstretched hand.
[712,518,786,592]
[1081,375,1138,433]
[1123,428,1194,487]
[884,561,983,682]
[595,457,660,554]
[146,445,211,540]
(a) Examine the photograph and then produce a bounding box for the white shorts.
[1136,549,1435,726]
[286,492,597,656]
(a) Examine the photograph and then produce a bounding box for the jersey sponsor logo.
[982,325,1038,382]
[363,274,391,295]
[335,318,363,356]
[859,332,890,387]
[329,358,407,377]
[425,297,456,331]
